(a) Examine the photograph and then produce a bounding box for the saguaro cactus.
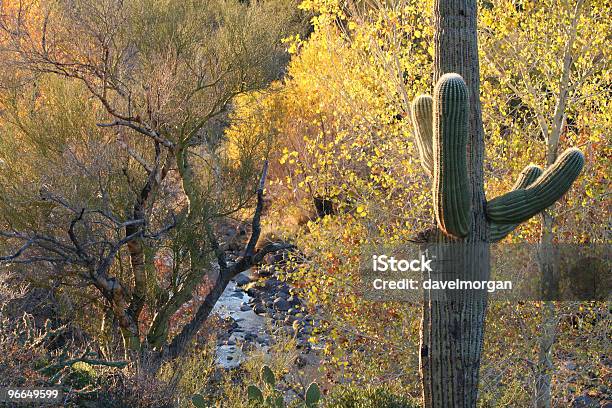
[411,74,584,243]
[410,73,584,408]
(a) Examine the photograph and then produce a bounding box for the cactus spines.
[489,164,543,242]
[432,73,471,238]
[486,147,584,225]
[510,164,544,191]
[411,94,434,175]
[411,74,583,244]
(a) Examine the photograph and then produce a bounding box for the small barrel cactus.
[410,73,584,242]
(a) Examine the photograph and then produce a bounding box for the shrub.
[324,385,418,408]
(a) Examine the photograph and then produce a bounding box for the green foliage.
[246,364,321,408]
[324,385,418,408]
[191,393,209,408]
[261,365,276,387]
[65,361,97,389]
[305,383,321,407]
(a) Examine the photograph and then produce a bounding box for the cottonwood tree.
[0,0,300,371]
[480,0,609,405]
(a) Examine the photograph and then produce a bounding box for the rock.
[263,277,282,290]
[273,298,291,311]
[294,355,307,368]
[564,360,577,370]
[258,266,275,277]
[572,396,598,408]
[284,315,296,324]
[240,303,250,312]
[257,337,271,346]
[287,295,300,305]
[273,313,284,320]
[246,286,261,297]
[277,290,290,300]
[231,291,244,299]
[253,304,266,315]
[234,273,251,286]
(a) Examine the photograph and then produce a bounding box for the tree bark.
[420,1,489,407]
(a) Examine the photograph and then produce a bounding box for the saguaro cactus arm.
[411,94,434,175]
[432,73,471,238]
[486,147,584,225]
[489,165,543,242]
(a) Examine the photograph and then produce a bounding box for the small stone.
[277,289,291,299]
[273,298,291,311]
[572,396,598,408]
[234,273,251,286]
[246,287,261,297]
[258,266,275,277]
[240,303,250,312]
[254,304,266,315]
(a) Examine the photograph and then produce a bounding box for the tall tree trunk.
[420,1,489,407]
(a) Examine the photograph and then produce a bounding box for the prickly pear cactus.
[410,74,584,242]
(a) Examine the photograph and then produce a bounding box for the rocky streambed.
[211,268,319,369]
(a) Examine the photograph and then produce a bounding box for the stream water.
[212,278,270,368]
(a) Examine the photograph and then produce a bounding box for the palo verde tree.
[0,0,301,371]
[409,1,585,406]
